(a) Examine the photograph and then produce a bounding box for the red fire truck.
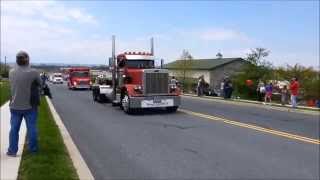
[67,67,91,90]
[92,36,181,114]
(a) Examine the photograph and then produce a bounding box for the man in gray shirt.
[7,51,41,157]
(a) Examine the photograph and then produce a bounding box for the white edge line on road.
[46,97,94,180]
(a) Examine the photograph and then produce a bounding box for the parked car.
[51,73,63,84]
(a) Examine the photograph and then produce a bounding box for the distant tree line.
[0,63,10,78]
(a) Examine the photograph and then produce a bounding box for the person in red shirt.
[289,77,300,108]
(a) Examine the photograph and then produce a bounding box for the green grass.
[0,80,10,106]
[18,98,79,180]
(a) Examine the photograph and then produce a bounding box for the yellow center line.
[179,109,320,145]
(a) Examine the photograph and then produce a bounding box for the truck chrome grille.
[144,72,168,94]
[79,81,88,85]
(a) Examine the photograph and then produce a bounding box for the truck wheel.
[166,106,178,113]
[121,93,133,114]
[97,94,107,103]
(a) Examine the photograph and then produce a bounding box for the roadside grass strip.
[18,98,79,180]
[0,80,10,106]
[180,109,320,145]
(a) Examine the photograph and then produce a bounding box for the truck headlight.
[73,81,77,86]
[134,85,143,92]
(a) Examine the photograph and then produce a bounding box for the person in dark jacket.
[40,72,48,86]
[223,78,233,99]
[7,51,41,157]
[42,83,52,99]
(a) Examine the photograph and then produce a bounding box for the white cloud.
[68,9,97,24]
[1,0,104,64]
[2,1,97,24]
[2,1,315,67]
[168,27,251,42]
[1,1,254,65]
[199,28,251,42]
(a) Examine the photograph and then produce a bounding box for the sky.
[1,0,319,68]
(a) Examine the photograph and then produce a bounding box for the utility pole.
[111,35,116,103]
[0,56,2,73]
[4,56,7,74]
[160,59,164,69]
[150,37,154,56]
[183,57,186,92]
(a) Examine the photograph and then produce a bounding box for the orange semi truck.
[67,67,91,90]
[92,36,181,114]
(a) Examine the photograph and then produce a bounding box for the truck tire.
[121,92,134,114]
[97,94,107,103]
[166,106,178,113]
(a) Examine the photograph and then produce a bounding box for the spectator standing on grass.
[7,51,41,157]
[281,85,289,105]
[290,77,300,108]
[264,82,273,104]
[40,72,48,86]
[257,80,265,101]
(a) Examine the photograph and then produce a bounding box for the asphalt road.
[49,83,320,180]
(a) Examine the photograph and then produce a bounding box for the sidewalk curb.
[45,97,94,180]
[183,94,320,115]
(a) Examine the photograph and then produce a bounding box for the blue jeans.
[8,108,38,154]
[291,95,297,108]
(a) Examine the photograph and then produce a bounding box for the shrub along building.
[165,57,246,91]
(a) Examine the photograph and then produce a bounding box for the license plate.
[141,99,174,108]
[153,97,161,103]
[100,87,112,94]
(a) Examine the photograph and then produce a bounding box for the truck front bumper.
[129,95,181,108]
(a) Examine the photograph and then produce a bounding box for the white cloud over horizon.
[1,1,318,68]
[1,0,104,64]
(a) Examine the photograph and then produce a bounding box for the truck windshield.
[126,60,154,68]
[54,75,62,77]
[71,71,89,77]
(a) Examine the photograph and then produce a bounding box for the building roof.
[164,57,245,70]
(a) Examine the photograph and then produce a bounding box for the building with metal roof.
[165,57,247,92]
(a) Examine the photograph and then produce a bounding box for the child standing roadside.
[264,82,273,104]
